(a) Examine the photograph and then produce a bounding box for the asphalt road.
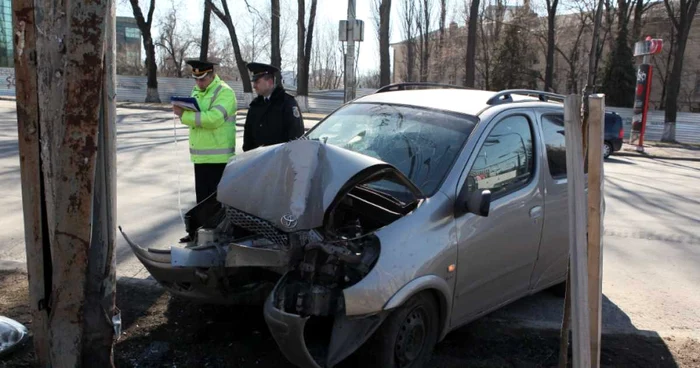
[0,101,698,340]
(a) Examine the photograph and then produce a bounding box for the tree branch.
[147,0,156,27]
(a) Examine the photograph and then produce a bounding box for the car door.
[528,111,570,291]
[451,109,545,325]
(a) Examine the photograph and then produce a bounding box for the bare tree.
[311,21,344,90]
[271,0,282,74]
[416,0,436,82]
[661,0,700,142]
[208,0,253,99]
[464,0,481,87]
[475,0,506,90]
[400,0,418,81]
[545,0,559,91]
[297,0,318,111]
[201,0,212,59]
[129,0,161,102]
[156,6,196,78]
[554,6,592,93]
[372,0,393,87]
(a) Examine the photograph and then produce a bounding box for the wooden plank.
[587,94,606,368]
[12,2,51,365]
[564,94,591,368]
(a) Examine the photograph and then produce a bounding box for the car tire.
[357,292,440,368]
[603,141,613,159]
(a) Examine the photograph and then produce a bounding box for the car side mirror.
[455,188,492,218]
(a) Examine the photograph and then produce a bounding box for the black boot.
[179,234,193,243]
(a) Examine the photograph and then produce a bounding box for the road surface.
[0,101,698,340]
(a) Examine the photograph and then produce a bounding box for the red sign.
[634,38,664,56]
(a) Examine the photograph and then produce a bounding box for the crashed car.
[122,85,572,368]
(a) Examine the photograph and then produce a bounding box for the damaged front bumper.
[120,227,282,305]
[264,274,388,368]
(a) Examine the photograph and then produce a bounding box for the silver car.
[122,85,571,368]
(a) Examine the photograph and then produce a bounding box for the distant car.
[604,112,624,159]
[123,84,583,368]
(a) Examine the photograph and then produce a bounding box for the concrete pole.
[344,0,356,103]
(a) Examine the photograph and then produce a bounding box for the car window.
[306,103,477,196]
[467,115,534,199]
[542,114,567,179]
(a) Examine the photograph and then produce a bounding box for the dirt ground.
[1,270,698,368]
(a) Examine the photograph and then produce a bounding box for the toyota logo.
[281,214,298,229]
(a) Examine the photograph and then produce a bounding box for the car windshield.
[306,103,477,196]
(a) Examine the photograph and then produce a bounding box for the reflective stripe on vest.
[212,105,228,119]
[190,147,235,155]
[195,112,202,128]
[211,85,223,106]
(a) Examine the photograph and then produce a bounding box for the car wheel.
[603,141,612,159]
[358,292,439,368]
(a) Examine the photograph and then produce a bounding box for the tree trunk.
[379,0,392,87]
[209,0,253,94]
[201,0,211,60]
[465,0,479,87]
[662,31,687,142]
[545,0,558,91]
[662,0,700,142]
[145,35,160,102]
[129,0,160,102]
[296,0,317,111]
[632,0,644,42]
[14,0,117,366]
[271,0,282,83]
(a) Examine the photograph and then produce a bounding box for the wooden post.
[587,94,605,368]
[13,0,117,365]
[564,94,591,367]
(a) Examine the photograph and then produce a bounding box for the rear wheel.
[603,141,613,159]
[359,292,439,368]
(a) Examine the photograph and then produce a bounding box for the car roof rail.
[486,89,566,105]
[375,82,475,93]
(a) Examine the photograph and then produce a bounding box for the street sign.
[629,64,653,148]
[634,38,663,57]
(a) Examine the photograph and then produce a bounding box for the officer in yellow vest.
[174,59,237,242]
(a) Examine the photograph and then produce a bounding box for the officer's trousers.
[194,163,227,204]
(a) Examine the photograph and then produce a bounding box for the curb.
[614,151,700,162]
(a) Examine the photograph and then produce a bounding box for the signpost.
[629,37,663,152]
[339,0,364,103]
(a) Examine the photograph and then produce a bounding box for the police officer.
[174,59,237,242]
[243,62,304,151]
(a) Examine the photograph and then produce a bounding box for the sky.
[115,0,470,74]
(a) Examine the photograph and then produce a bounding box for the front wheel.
[358,292,440,368]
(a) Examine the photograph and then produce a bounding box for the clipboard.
[170,96,201,112]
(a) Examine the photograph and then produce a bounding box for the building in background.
[0,0,13,68]
[116,16,143,75]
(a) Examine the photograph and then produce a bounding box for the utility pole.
[344,0,357,103]
[12,0,118,366]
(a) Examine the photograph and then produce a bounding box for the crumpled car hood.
[217,139,402,232]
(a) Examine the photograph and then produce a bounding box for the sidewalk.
[615,142,700,162]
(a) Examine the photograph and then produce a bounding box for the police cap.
[186,59,218,79]
[247,62,279,82]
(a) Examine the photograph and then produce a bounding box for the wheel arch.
[382,275,453,341]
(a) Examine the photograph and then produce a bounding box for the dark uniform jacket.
[243,85,305,152]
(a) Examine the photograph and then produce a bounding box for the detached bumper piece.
[263,274,387,368]
[119,227,276,305]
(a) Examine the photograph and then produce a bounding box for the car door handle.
[529,206,543,219]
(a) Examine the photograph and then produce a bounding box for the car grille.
[225,206,289,246]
